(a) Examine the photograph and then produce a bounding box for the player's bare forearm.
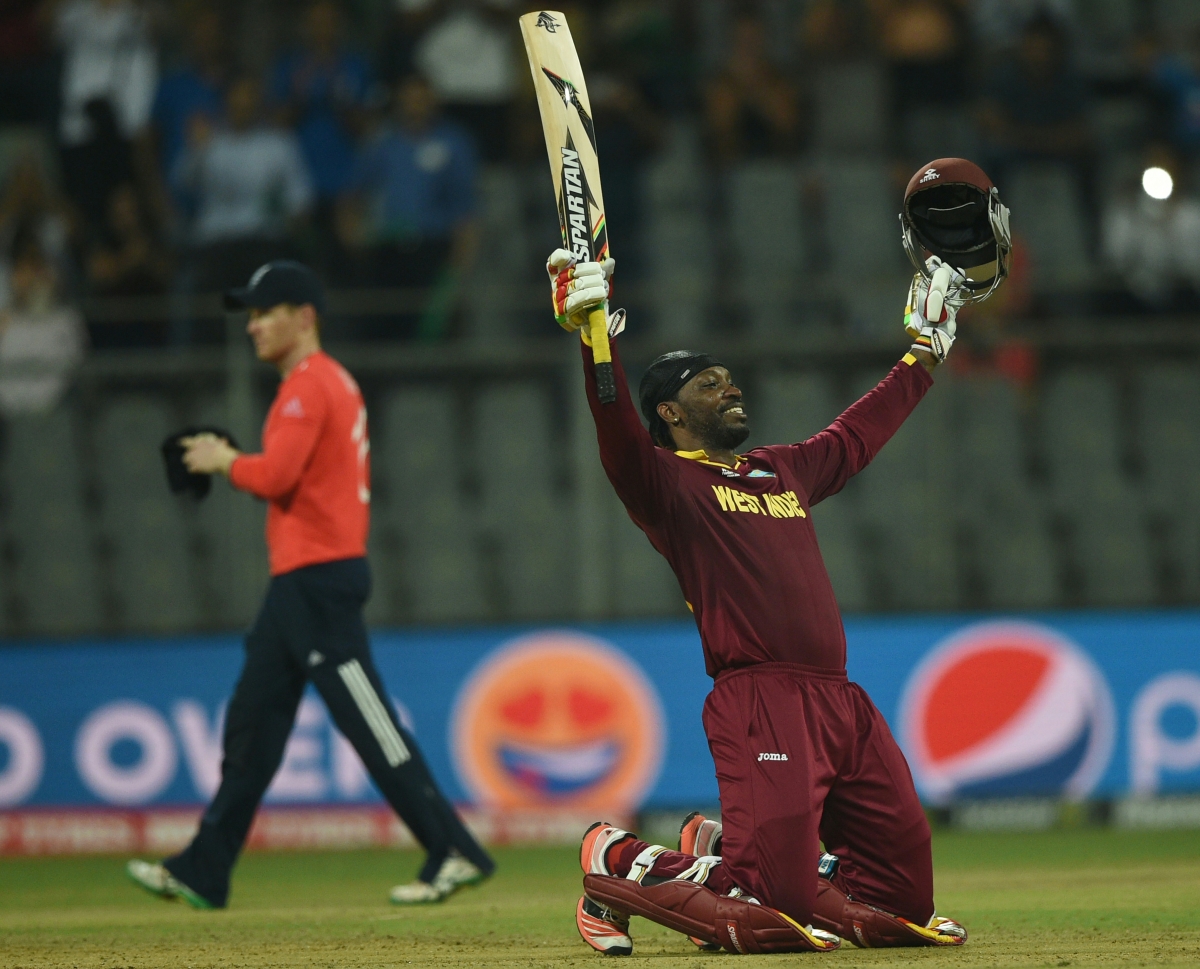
[910,348,938,374]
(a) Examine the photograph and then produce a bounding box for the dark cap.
[224,260,326,315]
[639,350,723,446]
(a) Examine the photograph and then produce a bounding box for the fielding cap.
[224,260,327,315]
[639,350,723,446]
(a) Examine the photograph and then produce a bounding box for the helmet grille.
[907,183,996,264]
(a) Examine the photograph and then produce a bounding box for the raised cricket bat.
[519,10,616,403]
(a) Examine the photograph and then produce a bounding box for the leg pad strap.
[583,874,839,954]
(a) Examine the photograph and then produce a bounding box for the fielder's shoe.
[125,860,215,909]
[389,853,488,904]
[576,894,634,956]
[677,811,722,858]
[580,821,633,875]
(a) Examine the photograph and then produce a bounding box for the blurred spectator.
[871,0,968,118]
[1150,28,1200,160]
[978,14,1091,173]
[0,151,77,301]
[0,0,58,129]
[86,181,170,296]
[415,0,519,163]
[799,0,873,63]
[55,0,158,231]
[1103,156,1200,310]
[597,0,694,114]
[339,74,477,339]
[151,7,230,191]
[978,12,1096,244]
[271,0,371,249]
[378,0,442,91]
[968,0,1075,53]
[705,14,800,162]
[173,76,313,291]
[590,70,662,277]
[0,224,86,416]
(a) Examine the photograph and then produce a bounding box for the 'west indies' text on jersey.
[583,340,932,677]
[230,350,370,575]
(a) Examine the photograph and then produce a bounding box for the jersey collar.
[673,449,747,470]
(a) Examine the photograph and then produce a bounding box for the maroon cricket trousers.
[616,663,935,927]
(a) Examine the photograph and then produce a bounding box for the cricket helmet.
[900,158,1012,303]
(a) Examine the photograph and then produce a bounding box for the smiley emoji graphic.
[452,632,665,810]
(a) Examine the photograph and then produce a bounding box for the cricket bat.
[519,10,616,403]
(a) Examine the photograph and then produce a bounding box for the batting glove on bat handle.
[547,248,616,331]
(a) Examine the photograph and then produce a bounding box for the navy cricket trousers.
[165,557,493,907]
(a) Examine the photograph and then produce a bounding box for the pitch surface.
[2,830,1199,967]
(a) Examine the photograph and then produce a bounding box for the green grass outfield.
[3,829,1199,968]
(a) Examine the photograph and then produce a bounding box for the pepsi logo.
[899,621,1115,802]
[451,632,665,810]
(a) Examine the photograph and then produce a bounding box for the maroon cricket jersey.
[583,340,933,677]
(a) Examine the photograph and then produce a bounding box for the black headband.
[639,351,723,444]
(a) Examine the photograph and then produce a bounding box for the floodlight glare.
[1142,167,1174,200]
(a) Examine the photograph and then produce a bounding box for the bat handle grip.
[588,307,616,404]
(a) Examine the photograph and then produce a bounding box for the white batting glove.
[547,248,617,332]
[904,256,966,364]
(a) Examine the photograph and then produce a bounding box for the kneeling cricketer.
[555,159,1011,955]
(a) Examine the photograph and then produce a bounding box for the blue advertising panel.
[1,613,1198,811]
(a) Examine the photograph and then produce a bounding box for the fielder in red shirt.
[549,251,970,955]
[125,261,493,909]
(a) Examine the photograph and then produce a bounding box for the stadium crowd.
[0,0,1199,363]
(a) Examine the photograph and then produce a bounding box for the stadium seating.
[3,356,1197,637]
[900,107,981,169]
[839,371,957,610]
[610,491,687,617]
[643,121,715,339]
[1137,364,1200,600]
[190,395,269,629]
[474,381,570,620]
[1005,163,1093,293]
[1039,369,1155,606]
[752,371,867,609]
[817,157,910,334]
[1154,0,1200,32]
[94,396,203,631]
[812,62,888,154]
[753,371,842,448]
[371,385,489,625]
[463,166,530,339]
[0,408,104,635]
[726,161,806,332]
[944,372,1059,609]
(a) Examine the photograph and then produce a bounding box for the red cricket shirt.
[584,340,932,677]
[230,350,370,576]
